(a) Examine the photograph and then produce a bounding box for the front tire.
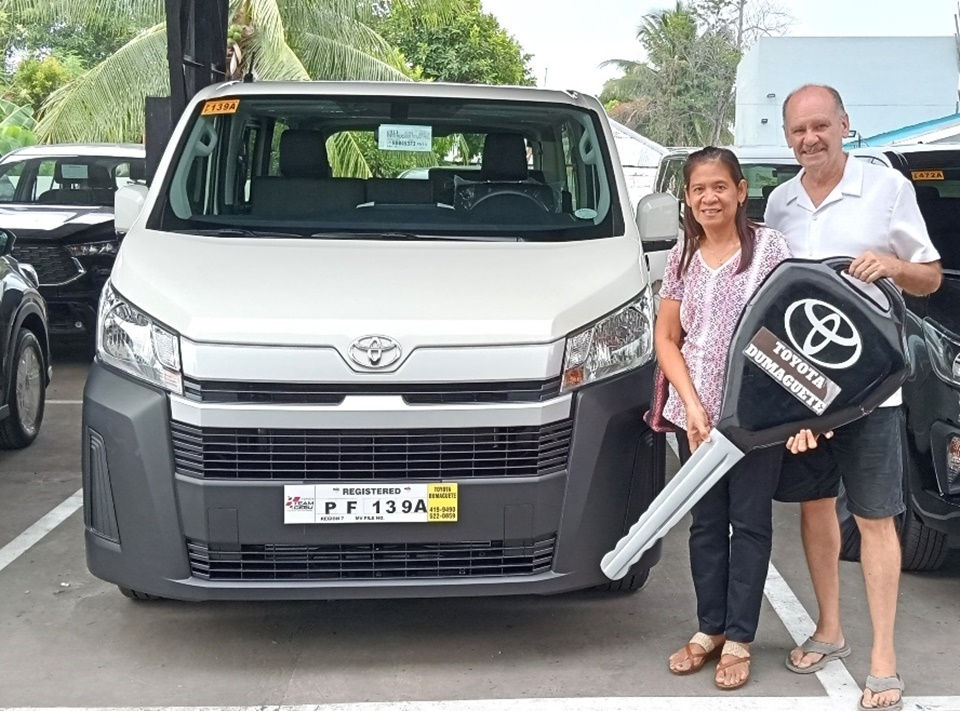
[0,329,45,449]
[597,566,651,593]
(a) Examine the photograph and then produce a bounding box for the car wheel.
[836,450,948,571]
[118,586,163,601]
[0,329,45,449]
[596,566,651,593]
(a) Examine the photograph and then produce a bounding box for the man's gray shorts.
[774,407,906,519]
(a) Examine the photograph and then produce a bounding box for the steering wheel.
[468,188,549,211]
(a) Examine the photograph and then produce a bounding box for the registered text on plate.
[284,482,458,524]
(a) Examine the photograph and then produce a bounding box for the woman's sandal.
[714,640,751,690]
[667,632,723,675]
[858,674,904,711]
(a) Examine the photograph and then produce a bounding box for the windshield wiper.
[308,231,518,242]
[173,227,307,239]
[309,231,422,240]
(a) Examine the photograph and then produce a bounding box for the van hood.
[112,230,645,348]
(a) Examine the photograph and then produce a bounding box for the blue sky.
[481,0,958,96]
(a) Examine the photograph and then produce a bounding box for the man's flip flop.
[784,636,851,674]
[858,674,904,711]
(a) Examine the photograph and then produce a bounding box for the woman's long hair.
[677,146,758,277]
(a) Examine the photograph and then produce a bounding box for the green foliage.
[0,96,37,154]
[7,54,82,111]
[600,0,741,146]
[378,0,534,85]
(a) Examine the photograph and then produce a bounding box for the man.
[764,84,942,711]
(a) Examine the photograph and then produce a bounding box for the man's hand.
[786,428,834,454]
[848,251,902,284]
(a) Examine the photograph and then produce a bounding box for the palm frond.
[276,0,467,34]
[327,131,373,179]
[295,31,409,81]
[35,24,168,143]
[1,0,162,29]
[243,0,311,80]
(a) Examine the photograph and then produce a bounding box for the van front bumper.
[82,360,664,600]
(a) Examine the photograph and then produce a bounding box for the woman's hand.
[786,428,834,454]
[685,400,712,453]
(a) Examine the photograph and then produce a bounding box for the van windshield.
[149,94,621,241]
[906,164,960,271]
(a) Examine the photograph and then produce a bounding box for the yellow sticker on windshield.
[201,98,239,115]
[912,170,944,181]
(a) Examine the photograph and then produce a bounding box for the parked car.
[83,81,665,601]
[0,227,50,448]
[0,144,146,338]
[649,143,959,570]
[833,144,960,570]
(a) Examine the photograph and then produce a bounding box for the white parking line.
[0,489,82,573]
[4,698,960,711]
[46,400,82,405]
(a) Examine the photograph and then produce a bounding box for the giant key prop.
[602,258,909,580]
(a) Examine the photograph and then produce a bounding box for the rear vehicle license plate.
[284,483,458,524]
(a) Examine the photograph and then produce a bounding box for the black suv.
[837,144,960,570]
[0,228,49,448]
[0,144,145,338]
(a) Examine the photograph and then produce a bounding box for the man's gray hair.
[782,84,847,122]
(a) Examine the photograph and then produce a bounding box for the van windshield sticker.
[912,170,944,181]
[379,124,433,152]
[201,98,240,115]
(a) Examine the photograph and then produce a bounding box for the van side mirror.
[114,184,150,235]
[636,192,679,252]
[0,228,16,256]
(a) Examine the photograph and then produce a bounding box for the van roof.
[195,80,599,109]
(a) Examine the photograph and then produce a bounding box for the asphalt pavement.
[0,344,957,710]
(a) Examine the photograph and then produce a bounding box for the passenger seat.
[251,130,363,217]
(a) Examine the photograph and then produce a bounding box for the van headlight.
[97,281,183,394]
[561,288,654,392]
[922,318,960,387]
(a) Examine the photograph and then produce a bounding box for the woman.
[657,147,790,690]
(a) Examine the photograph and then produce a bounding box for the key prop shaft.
[601,431,744,580]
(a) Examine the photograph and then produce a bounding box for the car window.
[0,156,144,206]
[655,156,686,199]
[906,167,960,270]
[151,95,622,241]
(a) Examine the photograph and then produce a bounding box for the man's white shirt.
[764,154,941,407]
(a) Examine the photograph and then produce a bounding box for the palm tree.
[0,0,463,145]
[601,2,737,146]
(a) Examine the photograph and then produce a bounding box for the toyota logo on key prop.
[349,335,402,369]
[784,299,863,369]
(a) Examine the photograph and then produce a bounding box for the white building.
[735,36,960,146]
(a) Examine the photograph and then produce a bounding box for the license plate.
[283,483,458,524]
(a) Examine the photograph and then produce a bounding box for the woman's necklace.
[699,236,741,269]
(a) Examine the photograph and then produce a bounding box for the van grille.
[180,377,562,404]
[171,420,572,480]
[186,535,556,580]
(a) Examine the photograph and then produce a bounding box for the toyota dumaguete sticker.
[743,327,842,415]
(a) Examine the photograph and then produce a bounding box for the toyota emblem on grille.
[349,335,402,369]
[784,298,862,369]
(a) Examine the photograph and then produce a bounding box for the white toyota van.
[82,81,665,601]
